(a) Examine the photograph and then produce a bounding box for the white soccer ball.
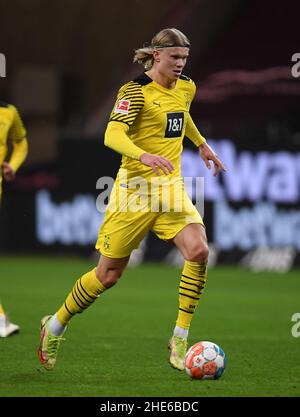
[185,341,226,380]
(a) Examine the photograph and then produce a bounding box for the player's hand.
[199,143,226,176]
[2,162,16,182]
[140,153,175,176]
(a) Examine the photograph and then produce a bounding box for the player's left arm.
[185,112,206,147]
[3,106,28,182]
[199,141,226,177]
[186,79,226,176]
[185,112,226,176]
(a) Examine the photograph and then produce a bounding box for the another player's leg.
[169,224,209,370]
[38,255,129,370]
[0,302,20,338]
[0,187,20,338]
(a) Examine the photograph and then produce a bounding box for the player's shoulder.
[178,74,196,97]
[0,102,18,115]
[132,73,153,86]
[179,74,193,82]
[118,73,152,95]
[179,74,196,87]
[0,102,18,110]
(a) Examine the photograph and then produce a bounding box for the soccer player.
[38,28,226,371]
[0,101,28,337]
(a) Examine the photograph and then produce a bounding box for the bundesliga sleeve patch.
[114,99,131,115]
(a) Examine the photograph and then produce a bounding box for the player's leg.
[0,185,20,337]
[54,254,130,329]
[173,223,208,333]
[169,223,209,370]
[38,187,154,370]
[38,254,129,370]
[0,301,20,337]
[152,179,208,370]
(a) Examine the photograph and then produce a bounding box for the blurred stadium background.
[1,0,300,271]
[1,0,300,398]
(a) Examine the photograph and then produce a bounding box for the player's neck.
[146,69,176,90]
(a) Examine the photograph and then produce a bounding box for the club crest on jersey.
[114,99,130,115]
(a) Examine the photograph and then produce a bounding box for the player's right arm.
[104,121,144,160]
[2,105,28,182]
[104,82,173,175]
[105,122,174,175]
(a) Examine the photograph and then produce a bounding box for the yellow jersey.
[107,73,205,182]
[97,74,205,256]
[0,102,28,197]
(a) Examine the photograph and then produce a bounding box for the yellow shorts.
[96,177,204,258]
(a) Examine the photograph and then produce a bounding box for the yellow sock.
[176,260,207,330]
[0,303,5,315]
[56,269,106,326]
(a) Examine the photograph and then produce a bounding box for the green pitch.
[0,255,299,397]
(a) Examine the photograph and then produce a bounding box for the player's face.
[155,47,189,81]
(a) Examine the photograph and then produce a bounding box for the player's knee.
[185,243,209,263]
[95,267,124,289]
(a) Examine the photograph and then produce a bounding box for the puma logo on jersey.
[153,101,161,107]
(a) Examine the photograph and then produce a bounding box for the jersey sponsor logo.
[114,99,131,115]
[165,112,184,138]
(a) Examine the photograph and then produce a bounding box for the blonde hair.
[133,28,191,70]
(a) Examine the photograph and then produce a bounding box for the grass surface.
[0,255,300,397]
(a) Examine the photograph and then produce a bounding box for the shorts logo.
[114,99,130,115]
[104,234,110,250]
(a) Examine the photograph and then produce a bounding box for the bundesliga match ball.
[185,341,226,380]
